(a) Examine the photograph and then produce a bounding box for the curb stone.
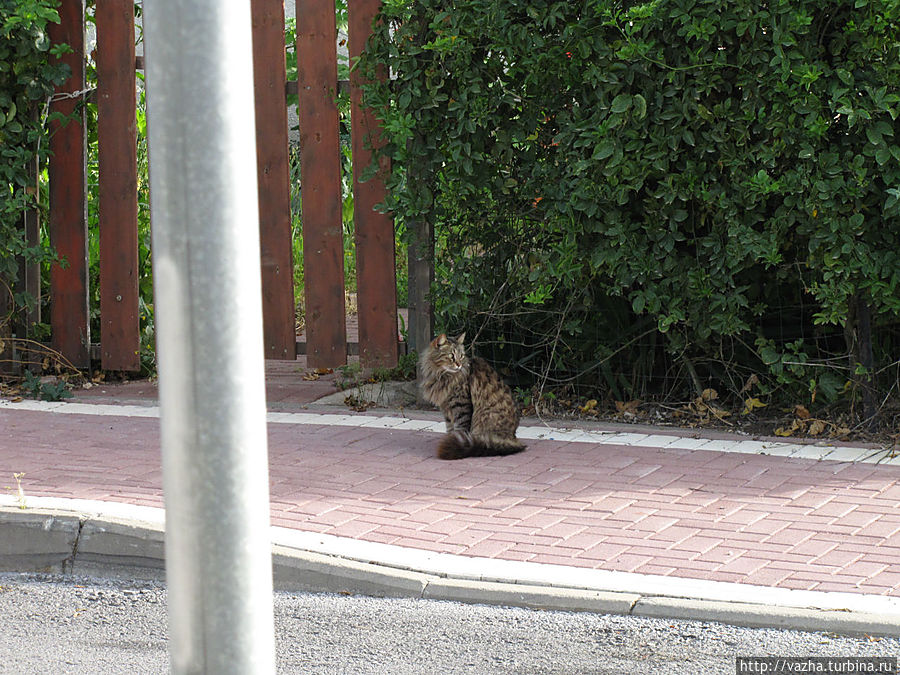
[272,545,430,597]
[0,508,82,573]
[421,578,641,615]
[77,515,166,573]
[632,597,900,637]
[2,502,899,637]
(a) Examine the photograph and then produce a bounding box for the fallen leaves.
[579,399,598,414]
[774,405,850,439]
[615,399,641,418]
[741,397,767,415]
[515,379,873,444]
[580,398,643,418]
[344,394,375,412]
[301,367,334,381]
[687,388,732,426]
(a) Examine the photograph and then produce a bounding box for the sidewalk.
[2,358,900,635]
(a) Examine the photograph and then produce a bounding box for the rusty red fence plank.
[44,2,401,372]
[48,0,90,369]
[349,0,397,368]
[296,0,347,368]
[252,0,296,361]
[96,0,140,372]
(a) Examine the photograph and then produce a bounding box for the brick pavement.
[2,363,900,599]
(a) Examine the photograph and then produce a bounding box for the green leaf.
[866,125,883,146]
[632,94,647,120]
[875,121,894,137]
[592,138,615,160]
[610,94,632,114]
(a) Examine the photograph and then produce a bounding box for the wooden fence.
[32,0,398,372]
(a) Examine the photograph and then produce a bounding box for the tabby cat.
[419,333,525,460]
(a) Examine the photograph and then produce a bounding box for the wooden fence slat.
[96,0,140,372]
[252,0,296,361]
[296,0,347,368]
[349,0,397,369]
[48,0,90,369]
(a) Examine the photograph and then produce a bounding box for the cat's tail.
[437,430,526,460]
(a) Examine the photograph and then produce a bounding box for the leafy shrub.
[360,0,900,418]
[1,0,68,317]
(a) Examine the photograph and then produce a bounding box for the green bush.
[0,0,68,317]
[360,0,900,417]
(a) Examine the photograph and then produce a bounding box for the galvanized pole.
[143,2,276,673]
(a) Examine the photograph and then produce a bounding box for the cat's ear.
[456,333,466,345]
[435,334,448,346]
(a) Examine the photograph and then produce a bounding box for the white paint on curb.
[2,398,896,464]
[0,494,166,526]
[271,525,900,616]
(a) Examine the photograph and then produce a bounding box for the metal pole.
[143,2,276,673]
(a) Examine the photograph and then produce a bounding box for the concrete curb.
[0,508,82,573]
[2,499,898,637]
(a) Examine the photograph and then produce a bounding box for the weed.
[335,362,364,391]
[22,370,73,402]
[372,350,418,383]
[6,473,27,510]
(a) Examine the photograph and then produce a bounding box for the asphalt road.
[0,573,896,674]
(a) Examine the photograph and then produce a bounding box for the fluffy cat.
[419,333,525,460]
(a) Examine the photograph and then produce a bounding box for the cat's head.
[429,333,466,373]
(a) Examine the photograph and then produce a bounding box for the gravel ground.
[0,573,896,674]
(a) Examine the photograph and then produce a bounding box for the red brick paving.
[2,361,900,599]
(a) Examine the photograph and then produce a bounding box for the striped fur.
[419,334,525,460]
